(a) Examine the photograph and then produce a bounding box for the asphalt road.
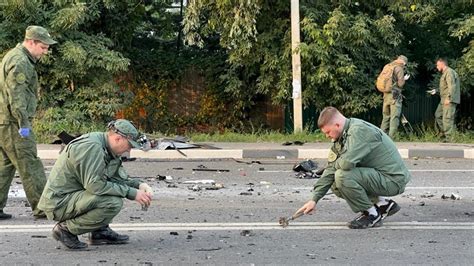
[1,158,473,265]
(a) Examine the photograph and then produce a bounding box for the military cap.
[108,119,142,148]
[397,55,408,65]
[25,25,57,45]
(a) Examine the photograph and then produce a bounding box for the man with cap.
[38,119,154,250]
[0,25,57,220]
[379,55,410,139]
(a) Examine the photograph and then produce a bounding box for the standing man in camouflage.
[38,119,154,250]
[429,58,461,142]
[297,107,411,229]
[0,26,57,220]
[379,55,410,139]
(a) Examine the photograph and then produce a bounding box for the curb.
[38,148,474,160]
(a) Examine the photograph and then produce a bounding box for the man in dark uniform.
[298,107,411,229]
[0,26,57,219]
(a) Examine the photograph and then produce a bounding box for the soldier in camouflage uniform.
[38,119,154,250]
[431,58,461,142]
[0,26,57,220]
[298,107,411,229]
[380,55,410,139]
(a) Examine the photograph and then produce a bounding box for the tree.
[183,0,473,129]
[0,0,148,140]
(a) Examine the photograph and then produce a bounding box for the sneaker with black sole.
[52,222,88,250]
[88,225,129,245]
[377,199,401,219]
[0,210,12,220]
[348,211,382,229]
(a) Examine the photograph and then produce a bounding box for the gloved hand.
[404,74,410,81]
[18,128,30,138]
[139,183,154,196]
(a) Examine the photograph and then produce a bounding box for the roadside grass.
[188,129,474,143]
[188,129,327,143]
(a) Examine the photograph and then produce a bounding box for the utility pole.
[290,0,303,133]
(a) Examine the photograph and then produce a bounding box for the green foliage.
[2,0,473,141]
[0,0,139,141]
[33,107,104,143]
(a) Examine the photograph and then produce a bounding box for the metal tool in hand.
[279,210,304,228]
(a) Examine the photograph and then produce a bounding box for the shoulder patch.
[15,73,26,84]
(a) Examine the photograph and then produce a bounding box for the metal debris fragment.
[195,247,222,252]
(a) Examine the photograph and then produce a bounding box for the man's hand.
[404,74,410,81]
[139,183,154,196]
[296,200,316,215]
[426,89,436,95]
[444,98,450,105]
[135,190,152,207]
[18,128,30,138]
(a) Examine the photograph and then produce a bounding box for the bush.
[33,107,104,143]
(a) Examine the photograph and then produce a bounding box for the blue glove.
[18,128,30,138]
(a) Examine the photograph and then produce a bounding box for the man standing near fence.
[428,58,461,142]
[377,55,410,139]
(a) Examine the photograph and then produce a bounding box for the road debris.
[279,210,304,228]
[240,192,253,196]
[192,168,230,172]
[195,247,222,252]
[293,160,323,179]
[441,193,461,200]
[170,232,179,236]
[183,180,215,185]
[240,230,254,237]
[420,193,434,198]
[31,235,47,238]
[157,175,173,181]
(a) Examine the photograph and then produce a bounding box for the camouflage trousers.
[0,123,46,215]
[44,191,123,235]
[381,93,402,139]
[435,102,457,137]
[331,168,408,213]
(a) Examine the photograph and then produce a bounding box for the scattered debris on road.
[293,160,323,179]
[441,193,462,200]
[240,230,254,237]
[195,247,222,252]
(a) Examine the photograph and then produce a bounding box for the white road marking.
[410,169,474,172]
[259,169,474,173]
[1,222,473,233]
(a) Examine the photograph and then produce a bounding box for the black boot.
[52,222,88,250]
[0,210,12,220]
[88,225,129,245]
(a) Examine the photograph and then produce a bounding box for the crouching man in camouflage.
[38,119,154,249]
[297,107,411,229]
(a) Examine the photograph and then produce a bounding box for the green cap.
[25,26,57,45]
[110,119,142,148]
